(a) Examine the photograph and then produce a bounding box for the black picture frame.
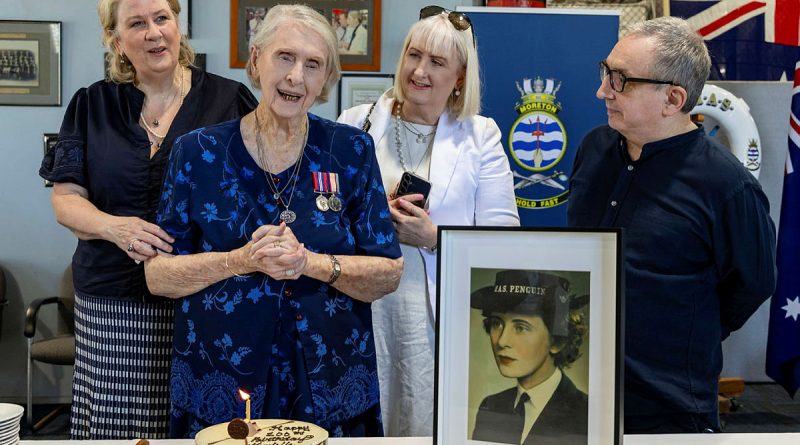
[0,20,61,106]
[435,226,624,445]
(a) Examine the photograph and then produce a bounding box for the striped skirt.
[71,294,174,439]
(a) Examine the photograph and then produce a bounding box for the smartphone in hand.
[394,171,431,208]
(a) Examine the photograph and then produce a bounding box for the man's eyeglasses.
[419,5,475,46]
[599,60,678,93]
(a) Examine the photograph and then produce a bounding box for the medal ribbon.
[312,172,340,194]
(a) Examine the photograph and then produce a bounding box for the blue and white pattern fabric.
[157,114,401,438]
[72,294,174,439]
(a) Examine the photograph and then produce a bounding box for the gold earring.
[119,54,127,65]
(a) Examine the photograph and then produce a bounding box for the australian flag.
[766,61,800,397]
[670,0,800,80]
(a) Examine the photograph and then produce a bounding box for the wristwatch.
[423,244,437,253]
[327,254,341,284]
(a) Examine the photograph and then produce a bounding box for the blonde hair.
[246,4,340,104]
[99,0,195,84]
[393,12,480,120]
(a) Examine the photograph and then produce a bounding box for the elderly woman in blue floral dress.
[144,4,402,438]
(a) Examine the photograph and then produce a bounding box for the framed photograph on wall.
[0,21,61,106]
[229,0,381,71]
[337,73,393,115]
[484,0,546,6]
[178,0,192,37]
[435,227,623,445]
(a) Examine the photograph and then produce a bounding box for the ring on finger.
[127,239,138,252]
[285,268,295,276]
[273,240,282,248]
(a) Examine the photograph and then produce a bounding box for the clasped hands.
[245,222,307,280]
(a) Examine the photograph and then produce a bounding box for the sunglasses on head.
[419,5,475,46]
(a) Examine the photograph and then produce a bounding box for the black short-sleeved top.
[39,68,258,300]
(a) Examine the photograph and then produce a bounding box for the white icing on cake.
[194,419,328,445]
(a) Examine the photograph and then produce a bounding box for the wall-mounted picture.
[0,21,61,106]
[337,73,393,115]
[435,227,623,445]
[178,0,192,38]
[484,0,546,6]
[230,0,381,71]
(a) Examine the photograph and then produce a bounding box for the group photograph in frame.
[337,73,393,115]
[0,20,61,106]
[229,0,381,71]
[435,227,623,445]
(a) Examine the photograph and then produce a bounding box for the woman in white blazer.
[338,6,519,437]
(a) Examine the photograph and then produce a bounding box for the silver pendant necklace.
[253,110,308,224]
[393,101,435,174]
[140,68,186,148]
[401,120,435,144]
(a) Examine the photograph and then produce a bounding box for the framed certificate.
[337,73,393,116]
[435,227,623,445]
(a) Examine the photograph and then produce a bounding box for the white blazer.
[338,91,520,315]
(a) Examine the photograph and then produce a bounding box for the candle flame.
[238,389,250,401]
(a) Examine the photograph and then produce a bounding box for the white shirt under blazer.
[338,90,520,316]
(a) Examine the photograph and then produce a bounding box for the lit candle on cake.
[238,389,251,422]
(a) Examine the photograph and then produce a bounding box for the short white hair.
[246,4,341,103]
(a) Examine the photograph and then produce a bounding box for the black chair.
[0,267,7,341]
[24,288,75,431]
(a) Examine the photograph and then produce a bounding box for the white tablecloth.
[19,433,800,445]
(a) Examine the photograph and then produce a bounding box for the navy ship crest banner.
[459,8,618,227]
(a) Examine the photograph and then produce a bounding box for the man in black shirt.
[567,16,776,434]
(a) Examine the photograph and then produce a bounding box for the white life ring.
[691,84,761,178]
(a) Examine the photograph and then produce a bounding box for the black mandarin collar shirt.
[567,125,776,419]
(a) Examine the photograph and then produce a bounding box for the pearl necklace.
[392,102,435,174]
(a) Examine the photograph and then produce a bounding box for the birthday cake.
[194,419,328,445]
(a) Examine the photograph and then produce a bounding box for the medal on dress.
[316,194,330,211]
[312,171,341,213]
[328,195,342,212]
[280,209,296,224]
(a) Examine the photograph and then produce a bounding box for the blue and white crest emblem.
[509,77,567,172]
[508,76,570,210]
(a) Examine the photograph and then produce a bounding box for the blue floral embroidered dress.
[156,114,401,438]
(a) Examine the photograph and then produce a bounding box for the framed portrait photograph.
[435,227,623,445]
[337,73,393,115]
[0,20,61,106]
[229,0,381,71]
